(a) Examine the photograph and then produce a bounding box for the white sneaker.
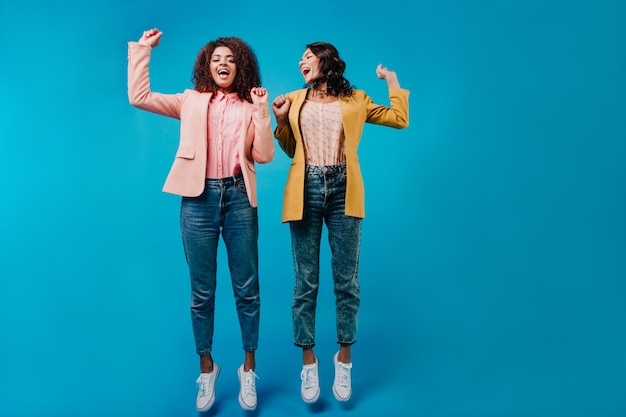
[196,363,220,412]
[300,357,320,403]
[238,365,259,411]
[332,352,352,401]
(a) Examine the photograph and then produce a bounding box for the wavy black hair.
[192,37,261,103]
[304,42,354,98]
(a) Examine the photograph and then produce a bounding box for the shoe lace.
[301,367,318,389]
[335,363,351,388]
[242,370,259,396]
[196,374,212,396]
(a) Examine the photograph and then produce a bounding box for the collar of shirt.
[213,90,240,103]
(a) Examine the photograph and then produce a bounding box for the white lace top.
[300,100,346,166]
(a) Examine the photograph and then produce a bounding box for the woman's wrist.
[386,72,400,89]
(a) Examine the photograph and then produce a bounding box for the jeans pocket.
[235,177,248,194]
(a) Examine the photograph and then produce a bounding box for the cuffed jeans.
[290,163,361,348]
[180,173,260,355]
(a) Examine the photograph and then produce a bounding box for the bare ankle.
[200,354,214,373]
[303,348,316,365]
[338,346,351,363]
[244,351,256,372]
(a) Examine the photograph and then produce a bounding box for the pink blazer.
[127,42,274,207]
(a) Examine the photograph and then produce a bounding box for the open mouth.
[217,69,230,78]
[301,67,310,77]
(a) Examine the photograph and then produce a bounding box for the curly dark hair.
[192,37,261,103]
[305,42,354,98]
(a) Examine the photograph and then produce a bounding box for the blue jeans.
[290,163,362,348]
[180,173,260,355]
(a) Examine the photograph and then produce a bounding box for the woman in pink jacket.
[128,28,274,412]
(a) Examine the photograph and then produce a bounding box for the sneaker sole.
[332,384,351,402]
[302,389,320,404]
[238,394,257,410]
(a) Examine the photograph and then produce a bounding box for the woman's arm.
[249,87,275,164]
[127,29,183,119]
[376,63,401,89]
[362,64,409,128]
[272,94,297,158]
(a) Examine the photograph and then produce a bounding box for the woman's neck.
[307,85,338,103]
[312,82,328,96]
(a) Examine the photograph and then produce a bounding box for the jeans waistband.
[305,162,346,176]
[205,171,243,186]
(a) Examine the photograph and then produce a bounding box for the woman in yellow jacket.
[272,42,409,403]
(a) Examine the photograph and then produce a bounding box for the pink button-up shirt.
[206,91,244,178]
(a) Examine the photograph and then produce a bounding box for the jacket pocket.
[175,148,195,159]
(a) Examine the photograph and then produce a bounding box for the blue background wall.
[1,1,625,416]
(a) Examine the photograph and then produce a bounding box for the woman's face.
[210,46,237,93]
[299,48,321,85]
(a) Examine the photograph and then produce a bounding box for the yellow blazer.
[275,87,410,222]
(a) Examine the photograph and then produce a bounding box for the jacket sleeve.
[364,87,410,128]
[127,42,183,119]
[274,123,296,158]
[250,102,275,164]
